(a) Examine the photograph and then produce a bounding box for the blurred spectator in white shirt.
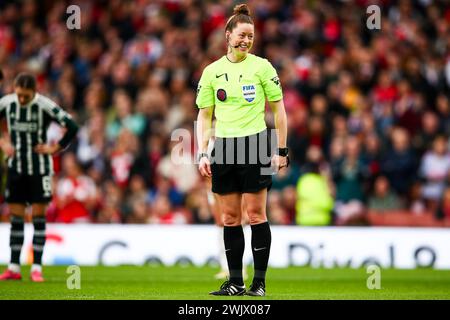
[419,135,450,210]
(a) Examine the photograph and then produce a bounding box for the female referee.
[196,4,288,296]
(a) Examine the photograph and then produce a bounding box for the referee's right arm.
[196,65,215,177]
[196,106,214,177]
[197,107,214,154]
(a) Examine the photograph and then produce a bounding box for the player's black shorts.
[5,169,53,204]
[211,129,274,194]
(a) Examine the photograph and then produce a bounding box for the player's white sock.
[8,263,20,273]
[31,264,42,273]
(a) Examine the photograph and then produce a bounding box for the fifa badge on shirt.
[242,84,256,102]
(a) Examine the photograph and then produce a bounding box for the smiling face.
[226,22,254,59]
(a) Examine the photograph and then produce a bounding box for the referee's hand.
[271,154,289,172]
[198,157,212,177]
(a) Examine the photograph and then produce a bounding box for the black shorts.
[211,129,275,194]
[5,169,53,204]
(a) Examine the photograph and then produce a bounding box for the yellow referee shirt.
[196,54,283,138]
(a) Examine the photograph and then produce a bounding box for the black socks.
[32,216,46,266]
[223,225,245,286]
[224,222,272,286]
[9,215,24,265]
[251,222,271,285]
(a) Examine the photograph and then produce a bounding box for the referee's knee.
[223,213,242,226]
[247,210,267,225]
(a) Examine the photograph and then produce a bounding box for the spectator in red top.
[149,194,190,224]
[54,153,99,223]
[109,129,139,189]
[373,71,398,104]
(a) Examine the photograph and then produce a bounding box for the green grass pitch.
[0,265,449,300]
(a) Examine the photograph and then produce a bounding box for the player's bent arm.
[35,116,79,155]
[196,106,214,153]
[39,95,80,151]
[268,99,287,148]
[57,116,79,150]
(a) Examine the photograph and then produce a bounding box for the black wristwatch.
[277,147,289,157]
[197,152,209,162]
[277,147,290,168]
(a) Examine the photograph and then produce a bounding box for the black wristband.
[278,147,289,157]
[198,152,209,162]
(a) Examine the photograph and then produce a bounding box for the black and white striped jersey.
[0,93,79,176]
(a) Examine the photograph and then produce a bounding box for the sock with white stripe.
[224,225,245,286]
[32,216,46,267]
[9,215,24,271]
[251,222,271,285]
[31,264,42,273]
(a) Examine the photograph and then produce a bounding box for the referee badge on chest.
[217,89,227,102]
[242,84,256,102]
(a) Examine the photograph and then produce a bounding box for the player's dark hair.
[225,4,253,33]
[0,69,3,81]
[14,72,36,91]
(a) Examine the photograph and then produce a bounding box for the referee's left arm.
[259,58,287,150]
[269,100,288,149]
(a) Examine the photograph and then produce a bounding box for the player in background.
[0,73,79,282]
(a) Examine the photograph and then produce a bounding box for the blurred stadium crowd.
[0,0,449,226]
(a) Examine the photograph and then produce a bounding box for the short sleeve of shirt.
[40,95,73,127]
[260,59,283,102]
[196,66,215,109]
[0,94,15,119]
[0,96,8,119]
